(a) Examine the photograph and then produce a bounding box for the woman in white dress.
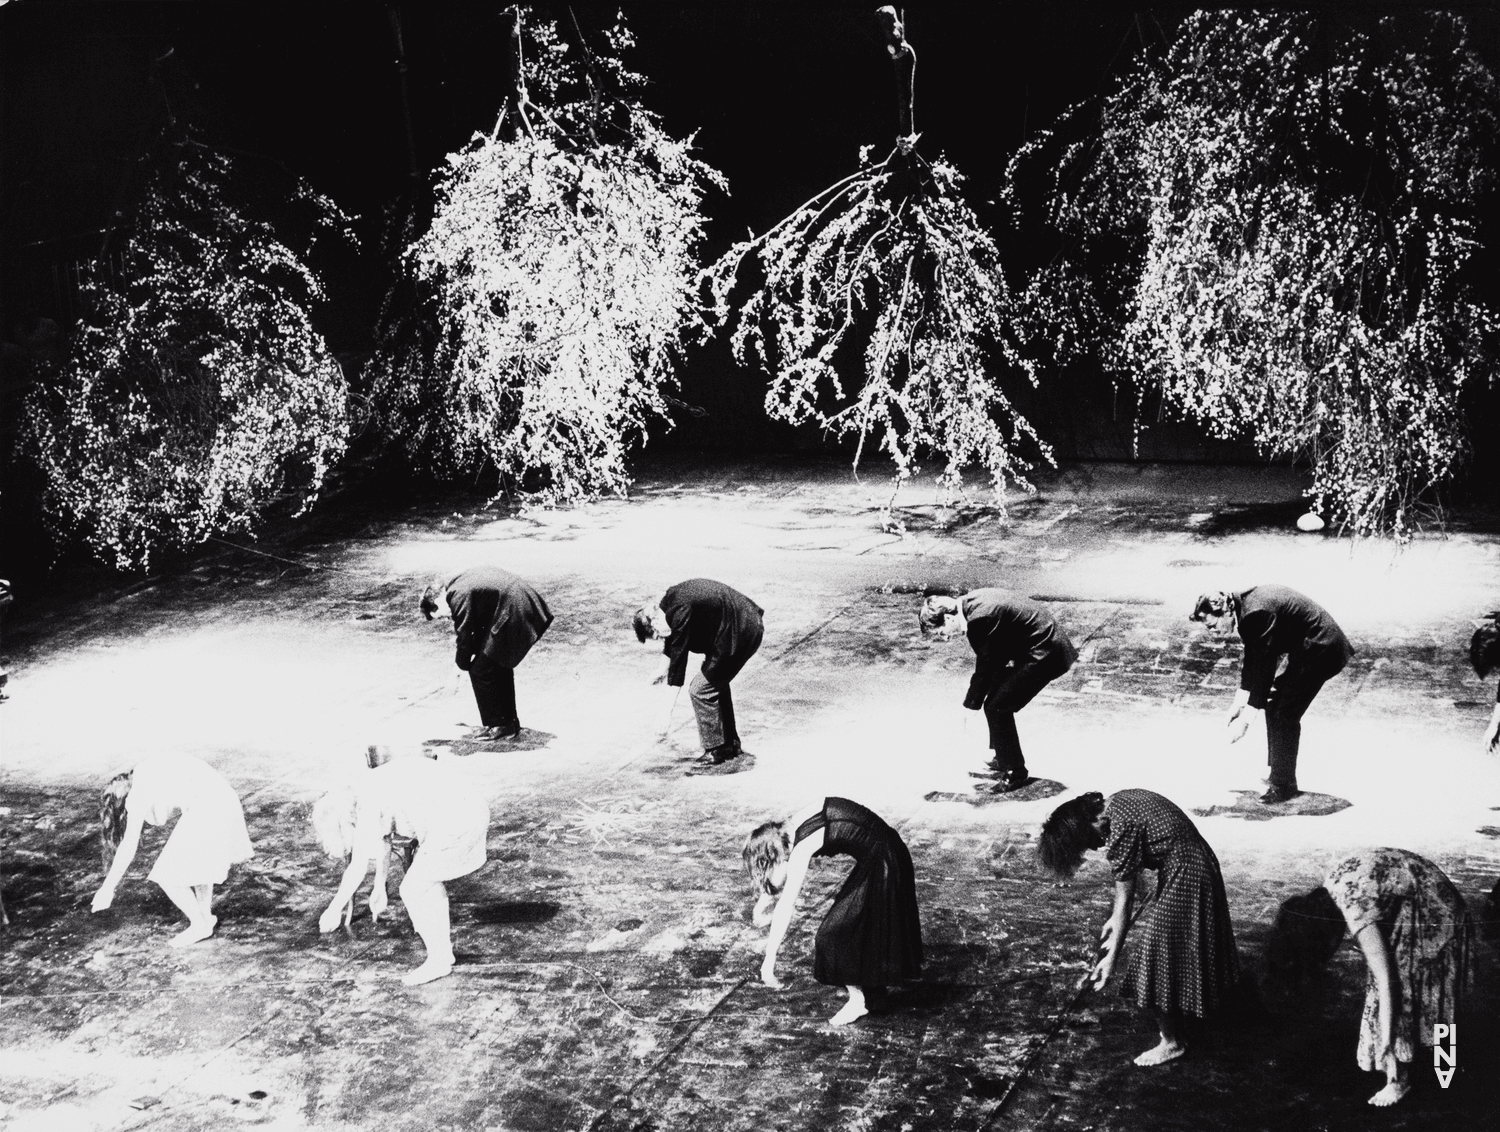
[313,756,490,986]
[91,753,254,947]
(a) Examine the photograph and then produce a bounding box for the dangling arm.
[1353,922,1400,1078]
[91,810,146,912]
[319,805,387,933]
[1482,702,1500,755]
[1091,876,1136,990]
[760,828,823,989]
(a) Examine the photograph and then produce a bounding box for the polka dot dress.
[1105,789,1241,1018]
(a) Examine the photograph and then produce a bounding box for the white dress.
[353,757,489,883]
[131,753,254,887]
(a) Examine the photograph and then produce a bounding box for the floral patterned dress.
[1324,848,1473,1068]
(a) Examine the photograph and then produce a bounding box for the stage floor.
[3,456,1498,1131]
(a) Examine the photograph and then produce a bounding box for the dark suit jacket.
[961,589,1077,707]
[1234,584,1352,708]
[446,566,553,671]
[660,578,764,687]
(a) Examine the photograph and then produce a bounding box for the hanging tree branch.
[1002,8,1500,539]
[367,5,724,506]
[705,5,1050,523]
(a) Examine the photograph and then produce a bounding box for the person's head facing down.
[98,771,134,868]
[1190,591,1237,640]
[633,602,670,643]
[918,593,963,639]
[1264,886,1346,984]
[1037,791,1108,878]
[311,786,359,862]
[742,820,792,896]
[419,577,449,622]
[1470,614,1500,679]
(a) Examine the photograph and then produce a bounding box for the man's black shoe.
[990,771,1031,794]
[695,745,739,766]
[1259,784,1300,804]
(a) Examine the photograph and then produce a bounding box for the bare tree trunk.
[495,5,534,140]
[876,6,916,141]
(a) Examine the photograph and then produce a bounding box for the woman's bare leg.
[158,883,217,947]
[829,985,868,1026]
[1134,1010,1187,1066]
[399,869,455,986]
[1369,1056,1410,1106]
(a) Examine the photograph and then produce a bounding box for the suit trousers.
[982,657,1070,775]
[1264,662,1330,790]
[689,671,739,754]
[469,655,519,729]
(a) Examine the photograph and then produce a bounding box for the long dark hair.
[1470,614,1500,678]
[1038,791,1107,878]
[1264,886,1346,982]
[741,820,791,895]
[99,771,134,867]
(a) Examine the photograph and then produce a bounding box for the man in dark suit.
[920,589,1078,792]
[634,578,764,767]
[1192,585,1353,803]
[422,566,553,741]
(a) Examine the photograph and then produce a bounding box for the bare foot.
[1133,1038,1186,1067]
[828,1000,868,1026]
[401,957,455,986]
[169,916,217,948]
[1369,1080,1410,1107]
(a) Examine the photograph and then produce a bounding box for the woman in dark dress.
[743,797,923,1025]
[1039,790,1241,1066]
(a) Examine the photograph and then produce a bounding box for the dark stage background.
[3,2,1499,535]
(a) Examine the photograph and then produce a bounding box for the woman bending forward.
[1040,789,1241,1066]
[1268,848,1473,1106]
[744,797,923,1025]
[92,753,254,947]
[314,756,490,986]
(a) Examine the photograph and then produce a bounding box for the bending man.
[920,589,1077,792]
[1191,584,1352,804]
[422,566,553,741]
[634,578,764,767]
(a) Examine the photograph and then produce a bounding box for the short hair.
[419,577,447,621]
[918,594,959,634]
[1471,614,1500,678]
[99,771,134,868]
[1038,791,1107,878]
[1190,592,1231,622]
[312,786,359,862]
[741,820,791,896]
[632,605,655,643]
[1264,886,1346,983]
